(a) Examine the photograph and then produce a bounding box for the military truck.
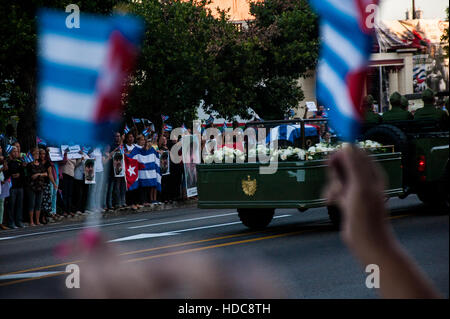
[196,118,449,229]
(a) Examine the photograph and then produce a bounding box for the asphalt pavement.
[0,195,448,298]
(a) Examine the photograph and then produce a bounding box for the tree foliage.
[1,0,319,148]
[0,0,124,149]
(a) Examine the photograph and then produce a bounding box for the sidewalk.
[1,200,199,229]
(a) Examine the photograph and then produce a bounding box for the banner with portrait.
[84,159,96,184]
[112,152,125,178]
[182,135,200,198]
[160,151,170,176]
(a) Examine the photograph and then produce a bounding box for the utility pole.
[412,0,416,19]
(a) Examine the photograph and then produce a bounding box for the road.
[0,195,448,299]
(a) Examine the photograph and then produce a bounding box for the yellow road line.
[0,230,310,287]
[118,230,263,256]
[125,229,312,263]
[0,214,413,286]
[0,231,262,276]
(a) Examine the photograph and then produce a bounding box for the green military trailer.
[197,119,448,229]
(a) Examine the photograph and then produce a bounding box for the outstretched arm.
[324,145,440,299]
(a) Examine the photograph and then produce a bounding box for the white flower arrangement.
[203,140,389,163]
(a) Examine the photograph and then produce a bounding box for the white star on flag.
[128,165,136,176]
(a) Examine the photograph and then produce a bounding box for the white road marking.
[0,271,64,280]
[173,214,292,233]
[108,214,292,243]
[108,232,178,243]
[128,212,237,229]
[0,219,148,241]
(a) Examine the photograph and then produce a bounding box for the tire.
[362,124,409,157]
[327,205,341,229]
[237,208,275,230]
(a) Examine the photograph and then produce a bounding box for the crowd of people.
[0,89,447,230]
[0,125,186,230]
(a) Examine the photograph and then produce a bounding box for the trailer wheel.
[327,205,341,229]
[237,209,275,230]
[362,124,409,157]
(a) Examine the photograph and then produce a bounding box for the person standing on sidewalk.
[4,146,25,228]
[26,148,47,226]
[59,149,80,217]
[0,145,11,230]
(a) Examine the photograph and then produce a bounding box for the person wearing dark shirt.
[4,147,25,228]
[27,148,47,226]
[363,95,382,124]
[382,92,414,122]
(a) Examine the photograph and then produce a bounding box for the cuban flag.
[124,153,145,190]
[124,124,130,134]
[161,115,169,122]
[163,124,172,132]
[24,152,34,164]
[5,145,14,155]
[127,147,161,191]
[37,9,144,145]
[81,146,91,154]
[205,115,214,126]
[132,118,141,123]
[309,0,378,141]
[36,136,47,147]
[142,128,150,137]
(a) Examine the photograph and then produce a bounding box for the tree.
[126,0,223,129]
[0,0,124,150]
[244,0,319,119]
[127,0,319,123]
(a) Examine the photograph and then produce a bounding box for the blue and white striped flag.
[25,152,34,163]
[205,115,214,126]
[128,146,161,192]
[124,124,130,134]
[5,145,14,155]
[37,9,144,145]
[309,0,378,141]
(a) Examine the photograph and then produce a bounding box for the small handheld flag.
[124,125,130,134]
[163,124,172,132]
[5,145,14,155]
[81,146,91,154]
[142,128,150,137]
[161,115,169,122]
[36,136,47,147]
[309,0,378,141]
[25,152,34,163]
[205,115,214,126]
[37,9,144,145]
[132,118,141,123]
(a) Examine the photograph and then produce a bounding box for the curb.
[46,200,199,224]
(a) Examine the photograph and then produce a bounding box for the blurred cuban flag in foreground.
[37,9,144,145]
[309,0,378,141]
